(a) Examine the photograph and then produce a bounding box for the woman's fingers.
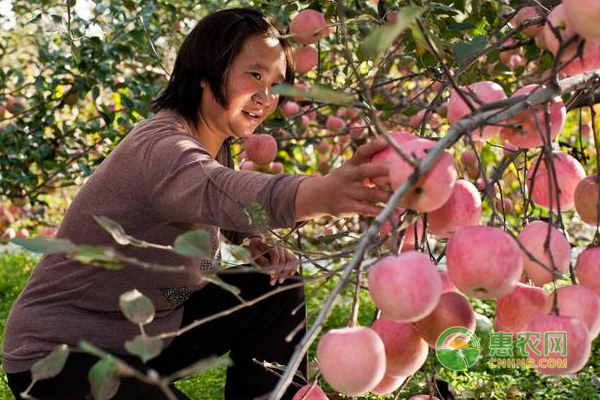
[356,162,390,180]
[278,249,299,284]
[255,255,270,267]
[267,246,281,266]
[349,137,388,165]
[353,185,393,204]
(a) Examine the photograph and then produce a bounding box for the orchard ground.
[2,249,600,400]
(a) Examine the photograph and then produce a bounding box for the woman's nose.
[253,85,275,107]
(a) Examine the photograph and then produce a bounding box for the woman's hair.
[152,8,295,127]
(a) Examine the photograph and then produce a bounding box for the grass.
[1,250,600,399]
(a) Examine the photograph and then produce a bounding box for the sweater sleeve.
[143,133,307,233]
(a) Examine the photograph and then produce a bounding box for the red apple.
[563,0,600,42]
[292,384,329,400]
[289,10,328,45]
[371,316,429,377]
[526,315,591,375]
[518,221,571,286]
[448,81,507,141]
[574,175,600,225]
[447,225,523,299]
[427,179,482,238]
[294,46,318,74]
[526,151,585,212]
[415,292,476,347]
[316,326,386,396]
[368,251,442,322]
[495,283,548,336]
[577,247,600,300]
[544,284,600,338]
[502,85,566,149]
[388,138,458,213]
[244,134,278,166]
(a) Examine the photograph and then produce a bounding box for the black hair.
[152,8,295,127]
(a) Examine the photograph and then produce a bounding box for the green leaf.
[41,14,67,33]
[447,21,476,31]
[88,357,120,400]
[73,245,123,270]
[452,36,487,65]
[10,237,77,254]
[243,202,269,233]
[28,13,42,24]
[358,6,422,61]
[317,231,350,244]
[224,244,252,263]
[122,0,136,11]
[124,335,163,363]
[272,84,354,106]
[171,355,231,378]
[119,289,155,325]
[30,344,69,381]
[93,215,131,245]
[173,229,211,258]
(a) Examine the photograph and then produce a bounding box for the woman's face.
[199,34,287,140]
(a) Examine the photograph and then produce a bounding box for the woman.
[2,7,391,400]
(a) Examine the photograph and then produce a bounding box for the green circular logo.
[435,326,481,371]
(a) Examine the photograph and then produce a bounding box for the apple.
[427,179,482,238]
[447,225,523,299]
[495,283,548,336]
[282,101,301,118]
[563,0,600,42]
[544,284,600,338]
[368,251,442,322]
[526,151,585,212]
[294,46,318,74]
[388,138,458,213]
[513,7,544,37]
[447,81,507,141]
[501,85,566,149]
[518,221,571,286]
[576,246,600,297]
[371,316,429,377]
[370,375,406,395]
[289,9,328,45]
[316,326,386,396]
[292,384,329,400]
[244,134,277,166]
[326,116,345,132]
[415,291,476,347]
[526,315,591,375]
[574,175,600,225]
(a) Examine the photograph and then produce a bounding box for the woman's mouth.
[242,110,262,120]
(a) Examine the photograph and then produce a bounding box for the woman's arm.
[294,137,392,221]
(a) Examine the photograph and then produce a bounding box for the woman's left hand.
[245,236,299,285]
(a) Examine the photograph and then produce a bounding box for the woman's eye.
[251,72,261,80]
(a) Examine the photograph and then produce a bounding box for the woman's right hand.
[295,137,393,220]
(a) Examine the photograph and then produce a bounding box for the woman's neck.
[186,119,226,159]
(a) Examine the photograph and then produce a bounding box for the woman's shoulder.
[127,109,211,156]
[131,108,193,140]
